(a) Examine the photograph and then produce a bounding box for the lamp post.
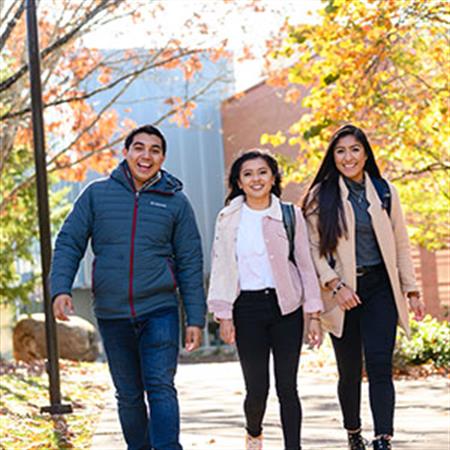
[25,0,72,415]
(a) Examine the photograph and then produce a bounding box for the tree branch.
[0,0,26,52]
[391,162,450,181]
[1,48,199,121]
[49,74,227,171]
[0,0,124,93]
[1,73,227,212]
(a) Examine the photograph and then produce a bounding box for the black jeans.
[233,289,304,450]
[331,264,398,436]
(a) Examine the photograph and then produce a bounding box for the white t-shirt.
[236,203,276,290]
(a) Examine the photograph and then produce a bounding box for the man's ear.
[122,147,128,158]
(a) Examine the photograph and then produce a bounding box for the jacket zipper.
[128,191,139,317]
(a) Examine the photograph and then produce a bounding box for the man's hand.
[185,326,202,352]
[53,294,74,321]
[219,319,235,345]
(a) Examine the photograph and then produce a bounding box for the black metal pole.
[25,0,72,415]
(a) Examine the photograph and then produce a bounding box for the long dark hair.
[225,149,282,205]
[303,124,382,257]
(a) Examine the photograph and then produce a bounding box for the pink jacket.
[207,195,323,320]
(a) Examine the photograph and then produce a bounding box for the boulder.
[13,313,100,362]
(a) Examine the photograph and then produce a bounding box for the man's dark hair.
[124,125,167,155]
[225,148,282,205]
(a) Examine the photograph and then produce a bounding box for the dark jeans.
[331,265,398,436]
[97,307,182,450]
[233,289,304,450]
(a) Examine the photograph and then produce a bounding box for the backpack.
[370,176,391,216]
[281,202,305,302]
[281,202,296,265]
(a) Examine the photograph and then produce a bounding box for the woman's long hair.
[225,149,282,205]
[302,124,382,257]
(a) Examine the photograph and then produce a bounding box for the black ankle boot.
[348,431,367,450]
[372,437,392,450]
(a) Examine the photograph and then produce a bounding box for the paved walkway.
[91,354,449,450]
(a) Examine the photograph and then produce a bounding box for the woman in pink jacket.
[208,149,323,450]
[303,125,425,450]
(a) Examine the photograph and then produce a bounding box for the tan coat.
[305,173,418,338]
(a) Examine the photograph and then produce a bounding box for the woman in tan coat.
[303,125,425,450]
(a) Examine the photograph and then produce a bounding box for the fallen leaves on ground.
[393,363,450,380]
[0,359,109,449]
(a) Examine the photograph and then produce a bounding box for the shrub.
[394,315,449,370]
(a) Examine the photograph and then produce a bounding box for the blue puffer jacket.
[50,160,206,327]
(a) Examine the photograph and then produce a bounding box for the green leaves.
[0,154,70,307]
[324,0,338,16]
[322,73,340,86]
[303,119,332,141]
[394,316,450,369]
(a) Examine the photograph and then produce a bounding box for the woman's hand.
[408,293,425,321]
[307,317,323,349]
[335,286,361,311]
[219,319,235,345]
[328,278,361,311]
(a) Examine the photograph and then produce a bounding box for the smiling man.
[50,124,206,450]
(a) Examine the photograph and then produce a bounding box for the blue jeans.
[98,307,182,450]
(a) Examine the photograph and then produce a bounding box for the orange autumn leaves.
[2,0,239,188]
[164,97,196,129]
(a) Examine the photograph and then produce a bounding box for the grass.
[0,359,110,449]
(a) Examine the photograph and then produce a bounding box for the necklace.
[345,177,366,205]
[349,186,366,205]
[356,189,365,204]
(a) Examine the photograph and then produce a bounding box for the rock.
[13,313,100,362]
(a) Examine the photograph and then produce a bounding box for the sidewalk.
[91,354,449,450]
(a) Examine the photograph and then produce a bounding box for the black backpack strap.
[370,176,391,216]
[281,202,296,265]
[327,253,336,269]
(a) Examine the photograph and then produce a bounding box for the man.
[50,124,206,450]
